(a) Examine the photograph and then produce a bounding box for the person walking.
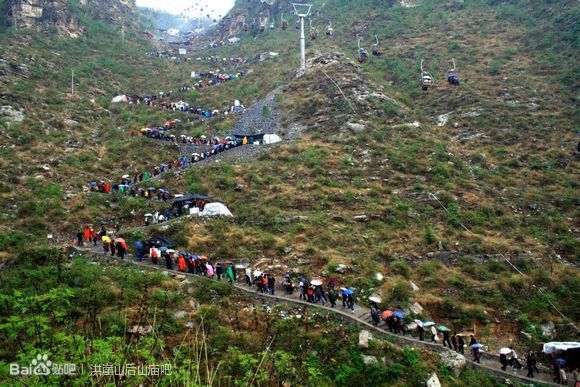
[430,325,438,342]
[451,334,458,352]
[417,324,425,341]
[457,335,465,354]
[526,350,539,378]
[267,274,275,295]
[164,252,173,270]
[442,330,452,348]
[472,346,481,364]
[117,242,126,259]
[370,302,380,326]
[215,262,223,280]
[328,286,337,308]
[509,347,523,370]
[110,241,116,256]
[76,231,84,247]
[500,353,509,371]
[226,264,235,283]
[177,255,186,272]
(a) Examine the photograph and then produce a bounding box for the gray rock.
[436,112,452,127]
[541,321,556,339]
[375,272,384,281]
[425,373,441,387]
[359,330,372,349]
[411,282,420,292]
[520,331,532,341]
[409,302,423,315]
[174,310,187,319]
[0,105,25,123]
[439,351,466,377]
[362,355,384,365]
[346,122,367,133]
[353,215,369,222]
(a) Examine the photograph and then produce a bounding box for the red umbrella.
[381,310,393,319]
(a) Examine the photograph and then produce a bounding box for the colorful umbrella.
[368,296,382,303]
[311,280,323,286]
[437,326,450,332]
[381,310,393,319]
[423,321,436,327]
[498,348,512,355]
[101,236,111,243]
[393,310,407,318]
[414,319,423,327]
[159,246,168,252]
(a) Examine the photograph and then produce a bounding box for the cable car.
[371,35,382,56]
[420,60,434,90]
[358,38,368,63]
[447,58,460,85]
[309,20,318,40]
[281,13,288,30]
[259,19,266,33]
[326,20,334,36]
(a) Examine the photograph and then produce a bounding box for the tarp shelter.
[200,202,233,217]
[263,134,281,144]
[172,193,213,203]
[112,95,127,103]
[543,342,580,354]
[233,132,264,144]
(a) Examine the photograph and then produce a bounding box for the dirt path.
[71,244,567,386]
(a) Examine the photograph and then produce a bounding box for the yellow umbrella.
[101,236,111,243]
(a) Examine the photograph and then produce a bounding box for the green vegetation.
[0,0,578,384]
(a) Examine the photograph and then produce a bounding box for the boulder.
[174,310,187,319]
[541,321,556,339]
[0,105,25,123]
[410,282,420,292]
[362,355,383,365]
[440,351,466,377]
[353,215,369,222]
[520,331,532,341]
[359,330,372,349]
[375,272,384,281]
[409,302,423,315]
[436,112,452,127]
[346,122,367,133]
[425,373,441,387]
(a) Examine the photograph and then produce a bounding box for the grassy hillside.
[0,0,578,384]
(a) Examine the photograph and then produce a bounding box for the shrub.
[390,260,410,279]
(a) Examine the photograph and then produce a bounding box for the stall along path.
[71,245,566,386]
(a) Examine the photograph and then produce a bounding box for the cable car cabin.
[282,21,288,30]
[295,20,301,29]
[421,72,433,90]
[358,48,369,63]
[372,48,382,56]
[447,72,460,85]
[270,23,275,30]
[259,24,266,33]
[326,27,334,36]
[310,29,318,40]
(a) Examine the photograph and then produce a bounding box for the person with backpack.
[306,286,315,303]
[457,335,465,354]
[442,330,452,348]
[215,262,224,280]
[177,254,186,272]
[417,324,425,341]
[164,251,173,270]
[328,286,337,308]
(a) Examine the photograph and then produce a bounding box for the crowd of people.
[88,137,242,196]
[145,51,248,66]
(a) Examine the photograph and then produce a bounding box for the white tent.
[543,342,580,354]
[263,134,281,144]
[200,202,233,217]
[111,95,127,103]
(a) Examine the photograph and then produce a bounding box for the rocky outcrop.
[5,0,136,37]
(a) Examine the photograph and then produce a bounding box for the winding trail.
[72,245,564,386]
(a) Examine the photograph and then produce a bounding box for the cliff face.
[5,0,136,37]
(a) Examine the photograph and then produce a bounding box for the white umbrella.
[414,319,424,327]
[200,135,207,139]
[498,348,512,355]
[192,153,200,157]
[144,213,153,217]
[311,280,322,286]
[166,249,176,253]
[423,321,436,327]
[122,174,130,179]
[253,270,263,277]
[174,194,184,198]
[368,296,382,303]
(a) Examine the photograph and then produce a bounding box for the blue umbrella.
[159,246,168,252]
[344,289,354,296]
[470,343,483,349]
[393,309,407,318]
[134,241,144,249]
[554,358,567,367]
